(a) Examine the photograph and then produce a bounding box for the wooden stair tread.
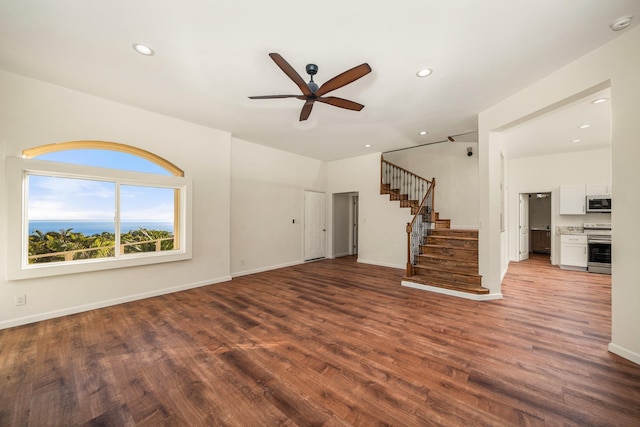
[418,254,478,271]
[418,253,478,265]
[429,230,478,235]
[412,265,482,286]
[432,228,479,232]
[426,235,478,249]
[413,264,481,278]
[427,235,477,242]
[416,256,478,275]
[422,244,478,251]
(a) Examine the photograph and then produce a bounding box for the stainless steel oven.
[584,223,611,275]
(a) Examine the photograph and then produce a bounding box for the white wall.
[479,26,640,364]
[507,148,612,264]
[230,138,327,276]
[328,153,412,270]
[0,72,405,329]
[0,71,232,328]
[384,142,479,229]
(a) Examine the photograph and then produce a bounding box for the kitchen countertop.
[556,226,584,235]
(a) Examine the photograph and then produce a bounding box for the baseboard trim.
[357,258,404,270]
[401,280,503,301]
[0,276,232,330]
[231,260,304,278]
[608,342,640,365]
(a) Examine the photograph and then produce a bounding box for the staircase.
[407,214,488,295]
[379,183,422,213]
[380,156,488,296]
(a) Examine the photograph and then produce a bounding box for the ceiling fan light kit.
[249,53,372,121]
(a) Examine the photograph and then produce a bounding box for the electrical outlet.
[240,259,245,266]
[15,294,26,306]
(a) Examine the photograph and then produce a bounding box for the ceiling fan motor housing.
[305,63,318,76]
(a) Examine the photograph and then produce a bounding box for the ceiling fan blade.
[315,63,372,97]
[269,53,313,96]
[299,99,315,121]
[248,95,300,99]
[317,96,364,111]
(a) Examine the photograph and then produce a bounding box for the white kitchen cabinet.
[560,234,588,270]
[586,183,612,195]
[560,185,586,215]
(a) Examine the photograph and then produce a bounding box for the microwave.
[586,195,612,213]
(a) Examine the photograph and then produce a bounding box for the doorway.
[332,192,359,258]
[518,192,552,262]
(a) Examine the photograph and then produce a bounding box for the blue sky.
[36,150,171,175]
[28,150,174,221]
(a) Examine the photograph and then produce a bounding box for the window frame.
[6,156,192,280]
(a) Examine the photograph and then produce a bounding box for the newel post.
[406,222,413,276]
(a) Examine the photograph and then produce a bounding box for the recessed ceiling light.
[133,43,155,56]
[591,98,608,105]
[610,15,633,31]
[416,68,433,78]
[418,131,428,136]
[364,144,371,148]
[579,124,591,129]
[572,139,581,143]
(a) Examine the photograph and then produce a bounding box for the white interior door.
[519,194,530,261]
[305,191,326,261]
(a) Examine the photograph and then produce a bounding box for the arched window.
[23,141,183,176]
[7,141,192,279]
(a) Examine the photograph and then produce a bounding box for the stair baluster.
[379,156,435,276]
[405,184,434,276]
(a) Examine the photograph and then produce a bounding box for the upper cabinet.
[586,183,612,196]
[560,185,586,215]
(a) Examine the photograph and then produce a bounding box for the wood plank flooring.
[1,254,639,426]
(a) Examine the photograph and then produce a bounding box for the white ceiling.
[501,87,612,159]
[0,1,637,161]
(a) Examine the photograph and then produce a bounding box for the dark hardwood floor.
[1,254,639,426]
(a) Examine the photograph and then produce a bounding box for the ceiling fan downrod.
[306,63,319,93]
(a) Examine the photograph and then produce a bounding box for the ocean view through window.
[7,141,191,279]
[28,220,174,236]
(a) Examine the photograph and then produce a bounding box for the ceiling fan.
[249,53,372,121]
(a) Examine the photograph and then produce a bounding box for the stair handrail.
[380,156,433,209]
[407,178,436,230]
[380,156,432,189]
[380,155,436,277]
[405,178,435,276]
